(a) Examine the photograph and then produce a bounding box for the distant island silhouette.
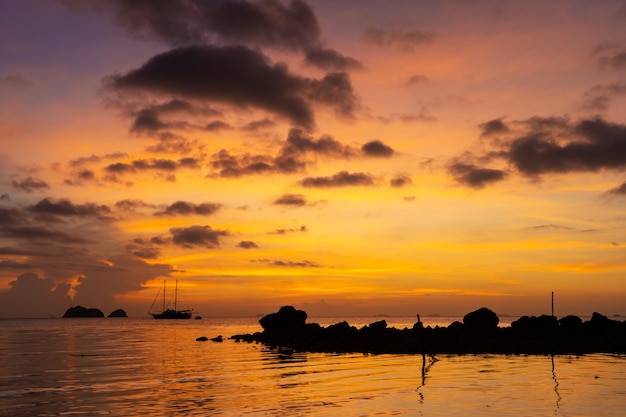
[62,306,127,318]
[231,306,626,354]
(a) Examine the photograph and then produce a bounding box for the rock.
[259,306,307,334]
[211,335,223,342]
[196,336,209,342]
[62,305,104,318]
[107,309,127,318]
[463,307,499,331]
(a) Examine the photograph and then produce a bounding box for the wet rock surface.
[232,306,626,355]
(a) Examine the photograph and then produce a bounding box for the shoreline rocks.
[231,306,626,355]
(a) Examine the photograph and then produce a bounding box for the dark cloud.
[448,162,506,189]
[606,181,626,196]
[304,47,362,71]
[273,193,307,207]
[252,258,319,267]
[130,247,161,260]
[104,157,193,180]
[479,118,510,137]
[69,152,128,167]
[144,133,198,154]
[170,225,229,248]
[581,82,626,112]
[0,225,90,244]
[155,201,222,216]
[271,225,307,234]
[0,273,70,318]
[451,116,626,187]
[390,174,413,188]
[11,176,49,193]
[28,198,112,220]
[524,224,573,231]
[361,140,395,157]
[281,128,353,158]
[95,0,321,50]
[237,240,259,249]
[205,120,232,132]
[0,194,9,201]
[0,73,33,87]
[208,129,355,178]
[406,74,429,86]
[115,199,156,211]
[363,27,435,50]
[241,118,275,131]
[508,118,626,175]
[597,49,626,70]
[299,171,375,188]
[107,45,357,130]
[0,206,26,225]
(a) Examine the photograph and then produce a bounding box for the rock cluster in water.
[231,305,626,354]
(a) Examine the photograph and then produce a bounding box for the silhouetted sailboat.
[150,280,192,319]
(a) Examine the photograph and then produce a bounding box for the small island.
[62,305,105,318]
[232,305,626,355]
[107,309,128,318]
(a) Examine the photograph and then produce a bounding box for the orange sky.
[1,0,626,318]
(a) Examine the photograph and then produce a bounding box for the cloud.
[450,116,626,187]
[508,117,626,176]
[479,117,510,137]
[406,74,429,86]
[524,224,573,231]
[581,82,626,112]
[299,171,375,188]
[271,225,307,234]
[448,162,506,189]
[273,193,307,207]
[0,194,9,201]
[0,225,90,244]
[106,45,357,130]
[0,73,33,87]
[606,181,626,196]
[170,225,229,248]
[363,27,435,50]
[390,174,413,188]
[208,129,358,178]
[361,140,395,157]
[251,258,320,267]
[28,198,112,220]
[115,199,156,211]
[237,240,259,249]
[205,120,232,132]
[69,152,128,167]
[0,273,70,318]
[154,201,222,216]
[304,47,362,71]
[11,176,49,193]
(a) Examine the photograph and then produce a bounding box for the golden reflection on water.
[1,319,625,416]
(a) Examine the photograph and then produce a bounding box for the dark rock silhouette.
[107,309,127,318]
[463,307,498,331]
[62,305,104,318]
[211,335,224,342]
[231,306,626,355]
[196,336,209,342]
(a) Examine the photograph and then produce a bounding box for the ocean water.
[1,318,625,417]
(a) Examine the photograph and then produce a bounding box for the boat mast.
[162,280,166,312]
[174,280,178,311]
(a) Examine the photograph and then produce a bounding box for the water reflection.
[416,353,438,404]
[551,354,561,412]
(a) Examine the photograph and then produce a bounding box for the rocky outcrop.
[107,309,128,318]
[231,306,626,355]
[62,305,104,318]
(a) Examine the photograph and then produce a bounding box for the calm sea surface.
[1,317,625,417]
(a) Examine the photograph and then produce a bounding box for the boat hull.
[151,309,192,319]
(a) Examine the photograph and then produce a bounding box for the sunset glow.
[1,0,626,318]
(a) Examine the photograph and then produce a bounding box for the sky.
[1,0,626,319]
